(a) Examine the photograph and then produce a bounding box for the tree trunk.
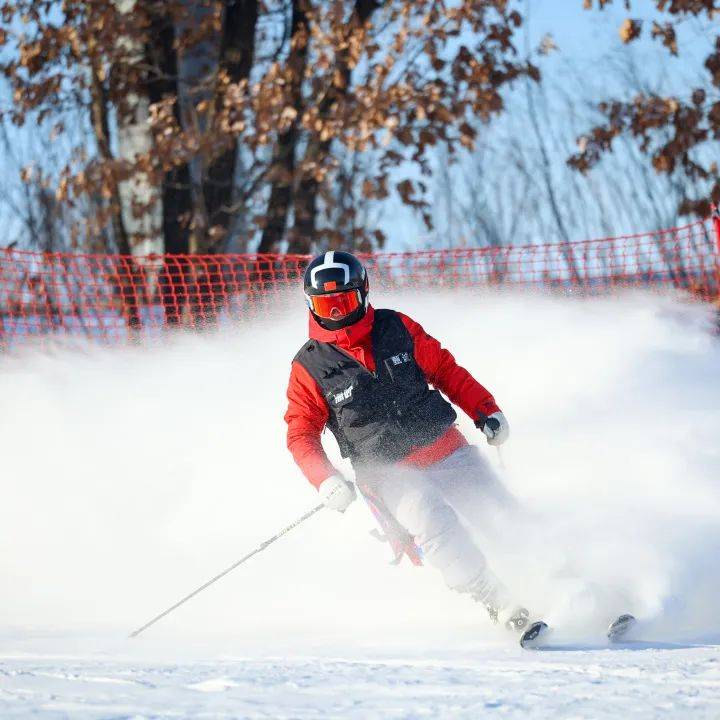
[88,45,144,330]
[289,0,378,254]
[257,0,309,254]
[146,6,193,256]
[144,4,196,326]
[201,0,259,252]
[88,52,130,256]
[113,0,164,259]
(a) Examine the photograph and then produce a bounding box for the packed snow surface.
[3,645,720,719]
[1,289,720,718]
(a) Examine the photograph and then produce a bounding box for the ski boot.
[465,572,530,633]
[486,604,531,632]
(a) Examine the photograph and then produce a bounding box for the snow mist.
[1,290,719,653]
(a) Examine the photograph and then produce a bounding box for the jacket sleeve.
[285,360,336,488]
[398,312,500,422]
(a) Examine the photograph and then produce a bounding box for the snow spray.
[1,290,719,652]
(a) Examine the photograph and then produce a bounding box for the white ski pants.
[361,444,516,594]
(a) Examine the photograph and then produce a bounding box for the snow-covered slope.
[1,289,719,717]
[3,646,720,719]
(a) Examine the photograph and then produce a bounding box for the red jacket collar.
[308,305,375,349]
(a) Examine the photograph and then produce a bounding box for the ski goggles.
[306,289,362,320]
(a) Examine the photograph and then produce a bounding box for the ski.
[519,613,637,650]
[519,620,550,648]
[607,613,637,642]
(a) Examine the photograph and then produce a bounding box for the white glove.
[318,474,356,513]
[479,411,509,447]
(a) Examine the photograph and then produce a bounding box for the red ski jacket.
[285,306,500,487]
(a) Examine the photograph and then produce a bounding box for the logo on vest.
[389,352,411,366]
[332,385,354,405]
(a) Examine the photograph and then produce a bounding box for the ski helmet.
[303,251,369,330]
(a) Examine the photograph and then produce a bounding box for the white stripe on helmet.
[310,250,351,289]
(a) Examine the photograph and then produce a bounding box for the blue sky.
[526,0,708,60]
[0,1,715,253]
[515,0,715,111]
[379,0,717,251]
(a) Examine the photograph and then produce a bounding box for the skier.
[285,251,529,632]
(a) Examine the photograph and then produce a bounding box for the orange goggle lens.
[309,290,361,320]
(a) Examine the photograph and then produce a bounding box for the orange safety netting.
[1,218,719,348]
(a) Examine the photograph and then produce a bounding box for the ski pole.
[129,503,325,638]
[496,446,506,469]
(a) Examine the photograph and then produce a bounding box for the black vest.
[294,309,457,465]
